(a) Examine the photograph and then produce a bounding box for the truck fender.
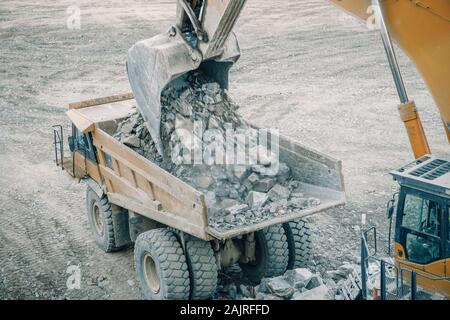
[85,177,104,198]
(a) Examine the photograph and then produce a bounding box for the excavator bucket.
[127,0,246,154]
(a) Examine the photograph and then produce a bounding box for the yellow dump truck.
[52,93,345,300]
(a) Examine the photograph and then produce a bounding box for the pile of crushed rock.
[217,263,362,300]
[113,71,321,231]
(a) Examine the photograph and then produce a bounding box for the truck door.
[68,124,98,179]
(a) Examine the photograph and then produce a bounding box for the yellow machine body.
[395,243,450,297]
[331,0,450,297]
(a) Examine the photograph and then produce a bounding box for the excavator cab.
[389,156,450,297]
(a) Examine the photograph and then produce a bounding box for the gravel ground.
[0,0,448,299]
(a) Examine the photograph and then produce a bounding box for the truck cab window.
[71,126,96,163]
[402,194,441,264]
[77,132,91,151]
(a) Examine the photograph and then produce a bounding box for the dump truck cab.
[389,156,450,296]
[67,125,98,178]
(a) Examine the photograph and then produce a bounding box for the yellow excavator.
[125,0,450,298]
[330,0,450,299]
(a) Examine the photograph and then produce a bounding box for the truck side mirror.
[386,199,395,256]
[68,136,75,152]
[387,205,394,220]
[386,193,398,220]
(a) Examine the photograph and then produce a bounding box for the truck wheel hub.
[143,252,160,294]
[92,203,104,236]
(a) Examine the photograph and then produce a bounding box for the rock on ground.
[217,264,362,300]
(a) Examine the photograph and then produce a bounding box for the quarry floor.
[0,0,448,299]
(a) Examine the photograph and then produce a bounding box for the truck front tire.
[86,187,118,252]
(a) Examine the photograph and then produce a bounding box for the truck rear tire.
[283,219,312,269]
[134,228,190,300]
[86,187,119,252]
[185,237,218,300]
[240,224,289,283]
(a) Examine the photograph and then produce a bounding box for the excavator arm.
[176,0,246,60]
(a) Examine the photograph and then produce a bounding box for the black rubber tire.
[240,224,289,283]
[283,219,312,269]
[134,228,190,300]
[86,187,117,252]
[185,237,218,300]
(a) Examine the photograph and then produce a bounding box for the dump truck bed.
[68,96,346,241]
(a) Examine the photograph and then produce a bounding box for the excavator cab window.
[397,189,444,265]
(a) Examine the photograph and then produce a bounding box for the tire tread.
[135,228,190,300]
